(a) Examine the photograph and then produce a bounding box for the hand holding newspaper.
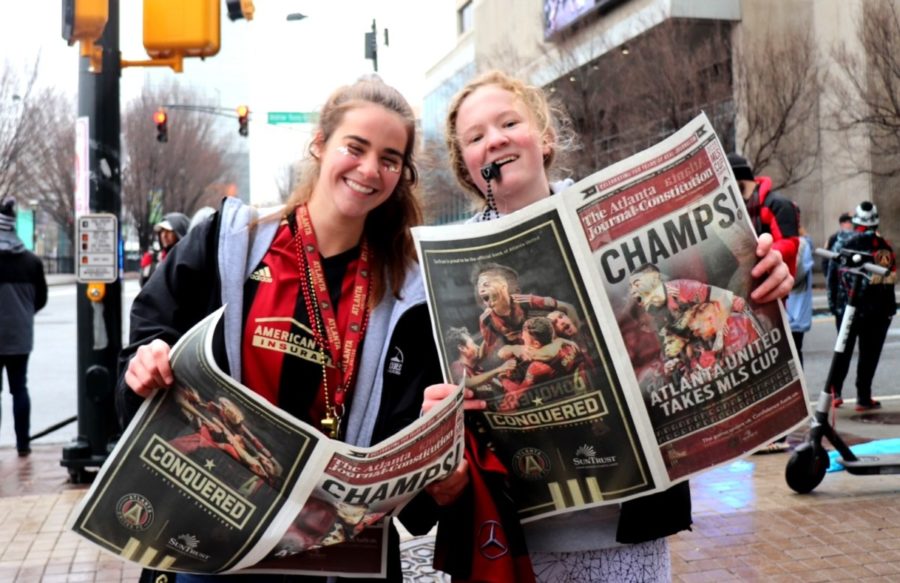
[70,307,465,577]
[412,113,810,523]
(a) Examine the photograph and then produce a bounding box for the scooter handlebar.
[815,247,889,276]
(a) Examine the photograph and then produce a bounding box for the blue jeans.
[0,354,31,451]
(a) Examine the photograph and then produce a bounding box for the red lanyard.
[294,204,371,438]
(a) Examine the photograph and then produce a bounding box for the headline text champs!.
[649,328,783,418]
[320,443,462,506]
[140,435,256,530]
[596,190,738,284]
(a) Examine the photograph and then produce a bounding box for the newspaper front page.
[413,113,809,523]
[71,308,465,577]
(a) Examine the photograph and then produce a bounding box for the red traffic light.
[237,105,249,137]
[154,109,168,143]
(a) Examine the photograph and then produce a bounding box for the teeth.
[494,155,517,165]
[345,178,375,194]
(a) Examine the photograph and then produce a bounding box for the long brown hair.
[284,77,422,302]
[445,70,560,204]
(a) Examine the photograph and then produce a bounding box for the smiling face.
[454,85,551,213]
[310,103,408,226]
[477,273,512,317]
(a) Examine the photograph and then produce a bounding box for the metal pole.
[62,0,122,484]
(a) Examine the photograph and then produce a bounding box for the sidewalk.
[3,403,900,582]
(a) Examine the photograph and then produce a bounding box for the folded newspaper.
[70,307,465,577]
[412,113,810,523]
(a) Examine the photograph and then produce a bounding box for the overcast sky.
[2,1,456,203]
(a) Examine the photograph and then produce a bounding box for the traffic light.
[61,0,109,45]
[237,105,249,137]
[226,0,256,21]
[154,109,168,143]
[144,0,220,59]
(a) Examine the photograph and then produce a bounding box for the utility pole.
[365,19,378,72]
[61,0,122,483]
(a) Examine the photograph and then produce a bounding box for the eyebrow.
[344,134,404,159]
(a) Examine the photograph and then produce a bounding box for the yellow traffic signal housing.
[62,0,109,45]
[143,0,220,59]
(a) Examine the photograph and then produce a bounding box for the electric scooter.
[785,247,900,494]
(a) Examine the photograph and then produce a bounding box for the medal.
[293,204,370,440]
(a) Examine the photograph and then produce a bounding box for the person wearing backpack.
[826,201,897,411]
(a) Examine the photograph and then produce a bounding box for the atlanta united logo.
[511,447,551,481]
[115,493,155,531]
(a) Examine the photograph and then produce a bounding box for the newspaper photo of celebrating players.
[70,308,465,577]
[413,113,810,523]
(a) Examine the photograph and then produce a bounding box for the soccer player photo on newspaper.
[576,131,808,480]
[71,312,321,574]
[418,211,658,522]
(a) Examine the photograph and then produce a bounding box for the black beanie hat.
[727,153,755,182]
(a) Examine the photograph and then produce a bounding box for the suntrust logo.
[167,533,211,562]
[572,444,617,468]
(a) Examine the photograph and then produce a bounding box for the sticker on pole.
[77,213,118,283]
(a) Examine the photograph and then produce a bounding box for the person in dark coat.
[0,197,47,456]
[139,212,190,287]
[826,201,897,410]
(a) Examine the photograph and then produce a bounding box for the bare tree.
[121,83,236,251]
[542,19,736,179]
[734,26,823,190]
[0,58,43,204]
[274,161,301,202]
[832,0,900,178]
[418,139,469,225]
[26,88,76,244]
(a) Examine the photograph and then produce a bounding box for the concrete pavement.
[2,399,900,581]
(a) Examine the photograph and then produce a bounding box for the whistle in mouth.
[480,162,501,182]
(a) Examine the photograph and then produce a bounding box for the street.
[0,279,140,447]
[4,283,900,447]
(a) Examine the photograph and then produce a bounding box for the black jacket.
[118,207,442,583]
[0,230,47,355]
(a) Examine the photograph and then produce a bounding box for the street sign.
[267,111,318,125]
[77,213,118,283]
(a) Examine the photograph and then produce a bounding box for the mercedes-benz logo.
[477,520,509,559]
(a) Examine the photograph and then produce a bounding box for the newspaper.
[412,113,809,523]
[70,307,465,577]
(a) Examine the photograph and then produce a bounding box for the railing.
[38,256,74,275]
[37,255,143,274]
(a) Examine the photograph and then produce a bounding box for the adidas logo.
[250,266,273,283]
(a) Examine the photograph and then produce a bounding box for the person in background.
[728,153,799,454]
[422,70,794,583]
[0,197,47,457]
[787,226,814,367]
[727,153,800,277]
[139,212,190,287]
[118,77,461,582]
[826,201,897,410]
[823,211,853,273]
